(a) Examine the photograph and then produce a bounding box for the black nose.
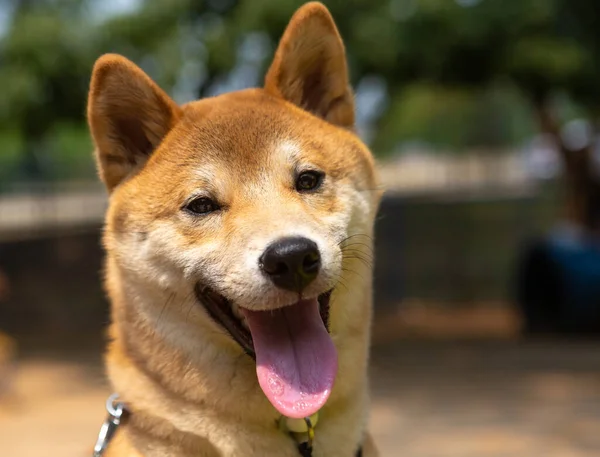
[259,237,321,292]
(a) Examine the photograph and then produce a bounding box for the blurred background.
[1,0,600,456]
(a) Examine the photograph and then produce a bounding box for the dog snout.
[259,237,321,292]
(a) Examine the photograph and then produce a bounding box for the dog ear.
[264,2,354,129]
[87,54,181,191]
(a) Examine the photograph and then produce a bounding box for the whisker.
[341,266,367,281]
[334,279,349,293]
[345,261,373,271]
[342,251,374,264]
[330,272,350,292]
[340,243,374,252]
[343,253,373,263]
[333,280,349,293]
[340,241,374,251]
[341,248,374,259]
[338,233,373,245]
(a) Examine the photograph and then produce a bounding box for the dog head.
[88,2,380,419]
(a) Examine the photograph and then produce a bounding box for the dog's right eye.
[184,197,220,215]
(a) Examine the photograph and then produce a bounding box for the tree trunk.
[533,98,600,233]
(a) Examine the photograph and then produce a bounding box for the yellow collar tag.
[282,411,319,433]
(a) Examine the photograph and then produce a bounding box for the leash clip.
[93,393,125,457]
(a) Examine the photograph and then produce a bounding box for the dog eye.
[296,171,324,192]
[184,197,220,215]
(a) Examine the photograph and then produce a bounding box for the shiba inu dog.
[87,2,381,456]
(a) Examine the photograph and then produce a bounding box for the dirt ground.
[1,338,599,457]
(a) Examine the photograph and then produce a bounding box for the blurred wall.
[0,189,560,344]
[0,229,107,343]
[375,189,558,309]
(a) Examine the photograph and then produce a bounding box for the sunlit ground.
[1,312,599,457]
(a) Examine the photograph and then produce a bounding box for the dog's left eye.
[184,197,220,215]
[296,171,324,192]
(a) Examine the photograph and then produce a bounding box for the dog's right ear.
[87,54,181,192]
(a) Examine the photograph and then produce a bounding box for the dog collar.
[280,413,319,457]
[93,394,362,457]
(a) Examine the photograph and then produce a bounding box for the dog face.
[102,93,377,307]
[88,2,380,420]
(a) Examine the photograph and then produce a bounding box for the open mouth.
[194,285,336,418]
[194,285,333,357]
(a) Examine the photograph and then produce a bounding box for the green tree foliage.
[1,0,600,211]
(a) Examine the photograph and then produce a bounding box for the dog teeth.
[240,318,249,330]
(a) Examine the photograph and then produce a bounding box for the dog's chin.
[194,284,332,358]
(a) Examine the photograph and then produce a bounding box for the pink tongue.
[241,299,338,418]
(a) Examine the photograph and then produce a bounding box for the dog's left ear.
[264,2,354,129]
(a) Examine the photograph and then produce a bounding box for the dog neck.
[104,258,373,456]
